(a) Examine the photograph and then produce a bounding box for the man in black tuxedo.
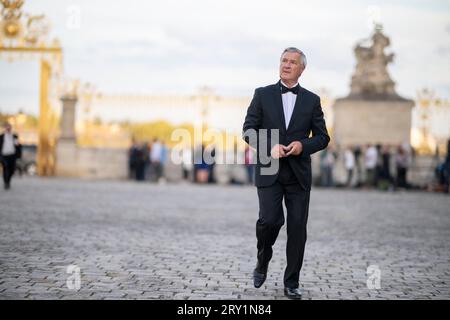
[0,123,22,190]
[242,47,330,299]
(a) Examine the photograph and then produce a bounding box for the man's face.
[4,124,11,132]
[279,51,304,84]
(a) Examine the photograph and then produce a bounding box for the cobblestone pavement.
[1,177,449,300]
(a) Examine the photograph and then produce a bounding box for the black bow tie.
[280,83,300,95]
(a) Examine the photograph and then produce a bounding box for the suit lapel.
[272,82,286,135]
[286,85,306,132]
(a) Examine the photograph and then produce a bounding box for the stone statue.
[349,24,399,99]
[333,24,414,150]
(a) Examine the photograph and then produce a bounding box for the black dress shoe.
[253,269,267,288]
[284,287,302,299]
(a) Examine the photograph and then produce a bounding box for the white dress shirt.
[1,132,16,156]
[280,80,299,129]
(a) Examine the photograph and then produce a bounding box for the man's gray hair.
[281,47,307,68]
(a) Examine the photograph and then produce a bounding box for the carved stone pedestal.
[331,25,415,148]
[56,95,80,177]
[333,97,414,147]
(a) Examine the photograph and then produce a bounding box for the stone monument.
[332,25,414,147]
[55,94,79,176]
[56,91,128,179]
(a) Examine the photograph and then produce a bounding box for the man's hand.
[285,141,303,156]
[270,144,287,159]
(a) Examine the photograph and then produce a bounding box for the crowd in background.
[319,140,450,193]
[127,137,450,193]
[127,140,254,185]
[320,143,415,190]
[128,138,169,183]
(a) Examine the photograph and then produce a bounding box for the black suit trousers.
[1,155,17,186]
[256,160,310,289]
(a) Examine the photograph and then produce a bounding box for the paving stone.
[0,177,449,299]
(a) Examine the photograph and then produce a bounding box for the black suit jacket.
[0,133,22,159]
[243,81,330,190]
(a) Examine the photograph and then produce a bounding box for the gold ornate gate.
[0,0,62,175]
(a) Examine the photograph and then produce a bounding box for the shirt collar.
[280,80,299,89]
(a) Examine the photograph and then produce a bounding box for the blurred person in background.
[395,144,409,189]
[128,138,139,180]
[245,145,255,185]
[135,142,147,181]
[344,146,355,188]
[194,144,209,183]
[375,144,383,187]
[445,139,450,193]
[181,146,193,181]
[353,145,362,187]
[364,144,377,187]
[0,123,22,190]
[320,146,336,187]
[435,139,450,193]
[207,144,216,184]
[159,140,168,183]
[379,145,394,191]
[150,138,163,182]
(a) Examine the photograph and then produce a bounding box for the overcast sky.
[1,0,449,116]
